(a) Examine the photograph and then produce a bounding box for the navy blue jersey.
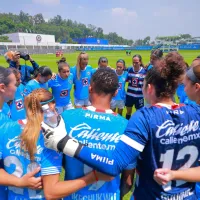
[77,104,200,199]
[126,67,146,98]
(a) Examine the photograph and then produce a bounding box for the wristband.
[93,170,98,182]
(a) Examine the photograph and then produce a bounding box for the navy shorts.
[125,95,144,110]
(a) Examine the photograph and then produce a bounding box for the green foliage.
[0,12,133,45]
[0,36,11,42]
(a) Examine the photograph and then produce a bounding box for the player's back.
[0,119,62,200]
[62,106,128,200]
[0,112,20,200]
[134,104,200,200]
[24,79,48,95]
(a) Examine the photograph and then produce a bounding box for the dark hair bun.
[57,57,66,65]
[156,52,186,81]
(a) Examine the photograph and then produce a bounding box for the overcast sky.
[0,0,199,40]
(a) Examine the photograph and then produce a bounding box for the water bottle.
[42,104,58,128]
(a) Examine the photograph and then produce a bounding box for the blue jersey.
[9,61,39,85]
[113,71,128,101]
[126,67,146,98]
[62,106,134,200]
[0,112,21,200]
[24,79,48,95]
[0,119,62,200]
[9,84,26,120]
[77,104,200,199]
[2,103,11,118]
[177,84,196,105]
[48,74,73,107]
[71,65,93,100]
[147,64,153,71]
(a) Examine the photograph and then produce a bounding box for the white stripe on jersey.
[86,106,114,113]
[126,92,143,98]
[120,135,144,152]
[41,166,61,175]
[127,73,146,78]
[127,86,142,91]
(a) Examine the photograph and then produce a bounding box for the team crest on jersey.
[118,83,122,89]
[82,78,88,86]
[15,99,24,110]
[60,89,68,97]
[132,78,138,87]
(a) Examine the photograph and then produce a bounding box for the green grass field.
[0,50,200,199]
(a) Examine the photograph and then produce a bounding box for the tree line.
[0,11,134,45]
[0,11,195,46]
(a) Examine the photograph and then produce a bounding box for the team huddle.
[0,50,200,200]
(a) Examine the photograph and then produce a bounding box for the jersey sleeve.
[41,138,62,176]
[24,84,32,96]
[48,79,53,88]
[77,110,149,176]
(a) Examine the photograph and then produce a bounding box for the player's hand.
[19,167,42,190]
[154,168,174,185]
[12,51,20,62]
[29,55,33,62]
[41,115,67,152]
[95,171,114,181]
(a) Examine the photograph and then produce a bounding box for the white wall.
[4,33,55,45]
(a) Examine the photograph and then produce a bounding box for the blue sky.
[0,0,199,40]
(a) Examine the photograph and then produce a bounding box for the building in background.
[3,32,55,46]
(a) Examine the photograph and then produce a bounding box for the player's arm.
[154,167,200,185]
[42,111,148,176]
[120,169,135,199]
[0,167,42,189]
[28,55,39,73]
[42,171,113,200]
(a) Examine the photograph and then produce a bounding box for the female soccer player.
[0,66,42,199]
[42,52,200,199]
[48,57,74,114]
[7,68,26,120]
[125,54,146,119]
[45,68,134,200]
[24,66,52,95]
[111,59,128,115]
[98,57,109,68]
[71,52,93,108]
[0,88,112,199]
[146,49,163,71]
[154,64,200,198]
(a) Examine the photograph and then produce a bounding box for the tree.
[96,27,104,38]
[19,11,30,23]
[0,36,11,42]
[49,15,62,26]
[33,14,45,25]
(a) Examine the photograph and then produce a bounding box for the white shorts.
[74,98,91,107]
[56,102,74,114]
[110,99,125,109]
